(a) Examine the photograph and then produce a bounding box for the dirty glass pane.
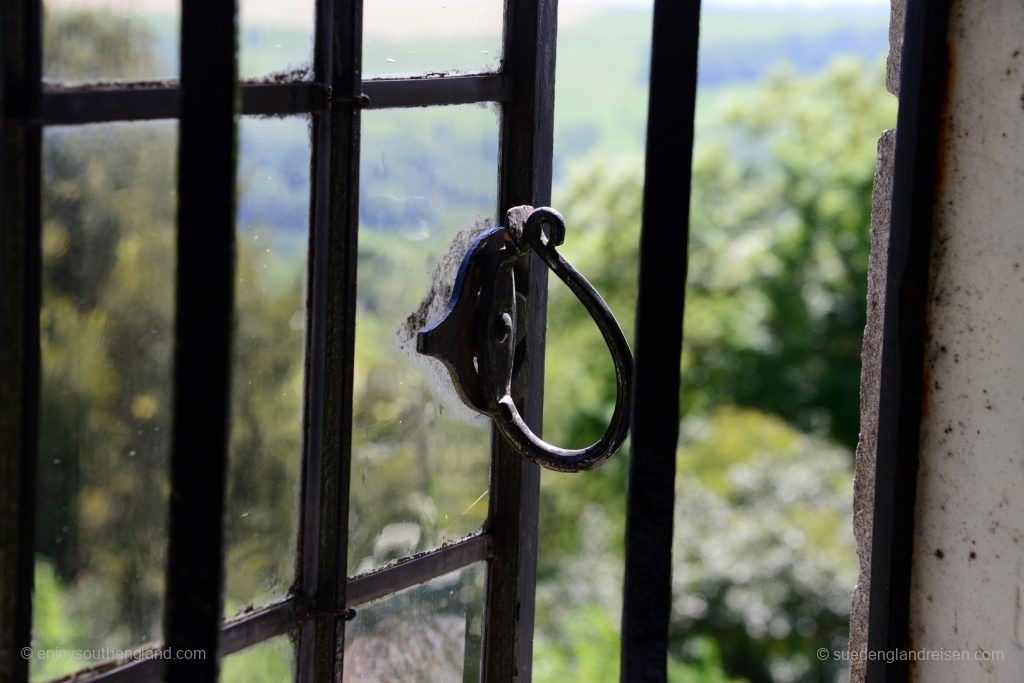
[223,117,310,617]
[222,636,295,682]
[33,121,177,681]
[348,105,499,574]
[239,0,314,79]
[363,0,503,78]
[43,0,179,83]
[344,564,485,681]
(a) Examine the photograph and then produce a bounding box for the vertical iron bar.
[0,0,41,679]
[296,0,362,678]
[619,1,701,680]
[164,0,238,679]
[865,1,950,680]
[482,0,558,679]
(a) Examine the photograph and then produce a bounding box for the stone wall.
[851,2,1024,680]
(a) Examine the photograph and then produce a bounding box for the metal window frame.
[39,75,511,125]
[480,0,558,679]
[864,0,950,681]
[0,0,43,681]
[0,0,558,680]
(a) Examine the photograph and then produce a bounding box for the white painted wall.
[907,1,1024,680]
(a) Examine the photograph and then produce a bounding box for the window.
[1,0,561,679]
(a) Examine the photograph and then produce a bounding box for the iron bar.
[40,74,510,126]
[619,1,701,680]
[865,1,950,680]
[164,0,238,679]
[481,0,558,679]
[294,0,362,678]
[0,0,42,679]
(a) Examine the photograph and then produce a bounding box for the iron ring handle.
[489,207,634,472]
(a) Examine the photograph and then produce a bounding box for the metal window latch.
[417,206,633,472]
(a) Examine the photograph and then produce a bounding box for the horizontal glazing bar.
[40,75,510,125]
[48,599,298,683]
[347,534,492,608]
[362,74,511,109]
[50,534,491,681]
[219,599,299,658]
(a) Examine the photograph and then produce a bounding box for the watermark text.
[817,647,1004,664]
[21,647,207,663]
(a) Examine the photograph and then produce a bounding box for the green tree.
[43,9,161,82]
[35,10,310,669]
[535,60,894,682]
[547,58,896,453]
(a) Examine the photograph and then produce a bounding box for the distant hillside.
[130,7,889,88]
[96,7,887,234]
[552,7,888,162]
[698,8,889,85]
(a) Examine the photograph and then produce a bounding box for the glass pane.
[240,0,314,79]
[34,121,177,681]
[349,105,498,574]
[222,636,295,682]
[344,563,485,681]
[224,117,311,617]
[43,0,178,83]
[363,0,502,78]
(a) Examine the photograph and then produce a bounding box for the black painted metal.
[295,0,362,679]
[489,208,631,471]
[363,74,511,109]
[41,82,326,125]
[346,534,492,607]
[417,208,633,472]
[47,528,486,681]
[62,598,298,683]
[164,0,238,680]
[482,0,558,677]
[39,75,510,126]
[0,0,41,679]
[865,2,950,681]
[417,227,507,413]
[620,1,701,680]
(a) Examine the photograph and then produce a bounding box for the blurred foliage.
[43,9,160,82]
[221,636,294,682]
[545,58,896,452]
[33,7,892,683]
[669,408,855,682]
[37,119,177,663]
[535,60,893,682]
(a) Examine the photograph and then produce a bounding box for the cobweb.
[393,218,493,427]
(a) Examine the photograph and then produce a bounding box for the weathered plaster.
[906,2,1024,680]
